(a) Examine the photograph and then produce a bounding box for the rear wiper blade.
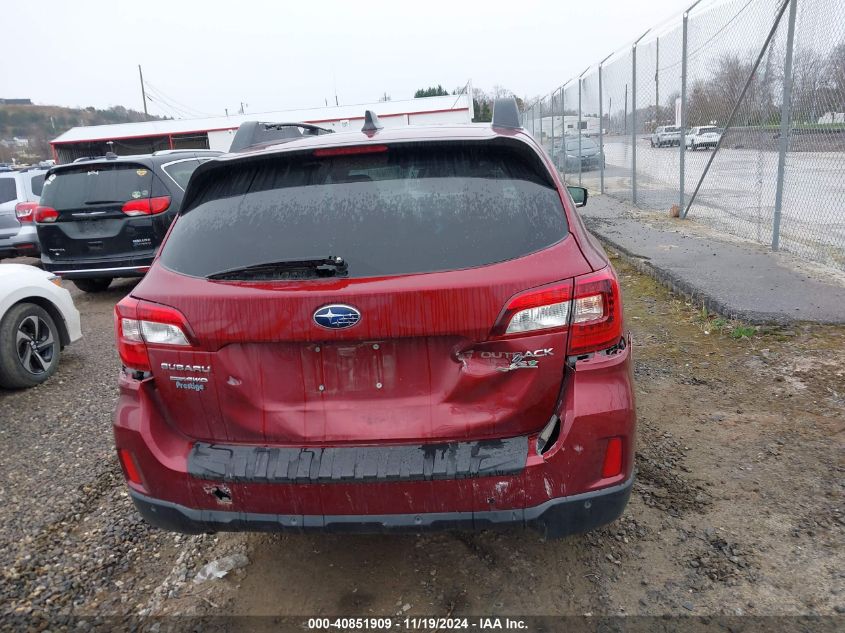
[207,256,348,280]
[83,199,124,205]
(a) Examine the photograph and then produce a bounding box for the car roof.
[217,124,528,162]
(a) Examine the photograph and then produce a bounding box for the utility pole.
[138,65,148,119]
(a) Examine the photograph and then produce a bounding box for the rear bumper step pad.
[188,436,528,484]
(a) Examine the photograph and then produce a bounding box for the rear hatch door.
[137,139,592,444]
[37,163,167,260]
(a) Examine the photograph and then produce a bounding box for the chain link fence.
[523,0,845,270]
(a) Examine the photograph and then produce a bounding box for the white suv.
[0,168,48,260]
[685,126,722,150]
[651,126,681,147]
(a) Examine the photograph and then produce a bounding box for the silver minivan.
[0,168,47,259]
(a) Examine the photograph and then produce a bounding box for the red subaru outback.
[113,100,635,538]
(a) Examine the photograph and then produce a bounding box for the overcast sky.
[2,0,687,117]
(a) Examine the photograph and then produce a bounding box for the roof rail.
[491,97,522,130]
[361,110,383,134]
[229,121,334,153]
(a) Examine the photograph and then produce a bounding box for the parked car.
[650,125,681,147]
[685,126,721,150]
[113,100,636,539]
[552,135,605,171]
[35,150,221,293]
[0,263,81,389]
[0,168,48,260]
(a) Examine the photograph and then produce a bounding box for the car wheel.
[650,140,655,148]
[72,277,112,293]
[0,302,62,389]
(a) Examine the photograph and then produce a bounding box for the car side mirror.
[567,186,588,208]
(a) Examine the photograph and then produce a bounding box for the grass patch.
[729,325,757,339]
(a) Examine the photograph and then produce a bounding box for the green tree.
[414,85,449,98]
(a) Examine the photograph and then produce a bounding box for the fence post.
[539,99,543,146]
[631,30,649,205]
[772,0,798,251]
[562,80,571,182]
[679,1,704,216]
[599,56,610,194]
[632,44,637,204]
[578,76,583,186]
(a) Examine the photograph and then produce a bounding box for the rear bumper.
[129,475,633,538]
[114,340,636,538]
[0,225,40,259]
[41,253,153,279]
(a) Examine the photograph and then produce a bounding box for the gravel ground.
[0,257,842,629]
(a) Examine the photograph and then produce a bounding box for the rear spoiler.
[229,121,334,153]
[491,97,522,130]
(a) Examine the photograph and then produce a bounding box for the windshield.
[40,164,154,210]
[161,142,569,279]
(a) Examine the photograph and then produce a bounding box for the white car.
[685,126,722,150]
[0,264,81,389]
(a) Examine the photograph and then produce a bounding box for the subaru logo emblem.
[313,304,361,330]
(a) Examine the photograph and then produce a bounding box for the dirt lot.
[1,256,843,628]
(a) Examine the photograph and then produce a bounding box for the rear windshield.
[699,126,719,133]
[0,177,16,204]
[664,126,680,132]
[160,142,568,279]
[40,164,154,210]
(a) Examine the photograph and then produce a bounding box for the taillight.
[568,268,623,356]
[34,206,59,223]
[122,195,171,217]
[492,281,573,336]
[114,296,192,372]
[494,267,623,356]
[15,202,38,223]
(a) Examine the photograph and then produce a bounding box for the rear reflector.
[601,437,623,478]
[15,201,38,223]
[34,206,59,223]
[115,297,193,372]
[122,195,171,217]
[118,448,143,485]
[313,145,389,157]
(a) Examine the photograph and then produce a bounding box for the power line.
[142,78,217,118]
[143,85,204,118]
[143,92,192,119]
